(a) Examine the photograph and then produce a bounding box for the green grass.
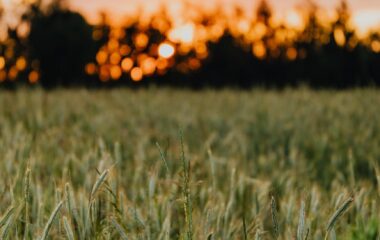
[0,88,379,239]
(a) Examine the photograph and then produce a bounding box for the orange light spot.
[149,44,158,56]
[210,25,224,41]
[110,52,121,65]
[135,33,149,49]
[17,22,30,38]
[96,51,108,64]
[371,40,380,53]
[141,57,156,75]
[152,18,170,32]
[178,45,191,55]
[16,57,27,71]
[195,43,208,59]
[156,58,168,70]
[188,58,201,70]
[252,23,267,40]
[237,19,250,34]
[121,58,134,72]
[108,39,119,51]
[110,65,122,80]
[99,65,110,82]
[130,67,143,81]
[0,57,5,70]
[8,66,18,80]
[119,45,131,56]
[286,47,297,60]
[0,70,6,82]
[252,42,266,59]
[275,30,287,44]
[110,28,125,39]
[158,42,175,59]
[137,54,148,66]
[85,63,97,75]
[334,28,346,47]
[28,71,39,84]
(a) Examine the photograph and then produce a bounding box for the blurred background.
[0,0,380,88]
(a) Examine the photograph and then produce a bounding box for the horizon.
[0,0,380,38]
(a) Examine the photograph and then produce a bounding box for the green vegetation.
[0,88,379,239]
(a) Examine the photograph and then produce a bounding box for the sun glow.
[168,23,195,44]
[353,10,380,37]
[285,10,304,30]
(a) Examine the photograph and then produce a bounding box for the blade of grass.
[271,196,279,239]
[0,206,15,228]
[156,142,169,173]
[180,131,193,240]
[111,218,128,240]
[324,196,354,240]
[63,216,75,240]
[297,200,306,240]
[40,201,64,240]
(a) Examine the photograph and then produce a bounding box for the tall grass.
[0,88,377,239]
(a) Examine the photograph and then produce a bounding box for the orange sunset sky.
[67,0,380,36]
[1,0,380,37]
[69,0,380,32]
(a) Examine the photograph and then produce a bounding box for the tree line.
[0,0,380,89]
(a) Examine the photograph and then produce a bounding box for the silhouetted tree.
[325,0,359,87]
[256,0,272,25]
[293,1,327,86]
[26,0,94,87]
[368,32,380,84]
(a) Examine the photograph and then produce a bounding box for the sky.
[68,0,380,36]
[0,0,380,34]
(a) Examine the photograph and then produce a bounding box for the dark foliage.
[26,2,95,87]
[1,0,380,89]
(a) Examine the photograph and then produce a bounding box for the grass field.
[0,88,379,239]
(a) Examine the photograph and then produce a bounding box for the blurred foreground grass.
[0,88,379,239]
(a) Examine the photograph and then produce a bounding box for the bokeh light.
[252,42,266,59]
[16,57,27,71]
[158,42,175,59]
[141,57,156,75]
[110,65,122,80]
[130,67,143,81]
[96,51,108,65]
[85,63,97,75]
[0,70,6,82]
[0,57,5,70]
[371,40,380,53]
[121,58,134,72]
[28,71,39,84]
[8,66,18,81]
[135,33,149,49]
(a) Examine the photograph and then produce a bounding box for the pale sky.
[1,0,380,36]
[68,0,380,35]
